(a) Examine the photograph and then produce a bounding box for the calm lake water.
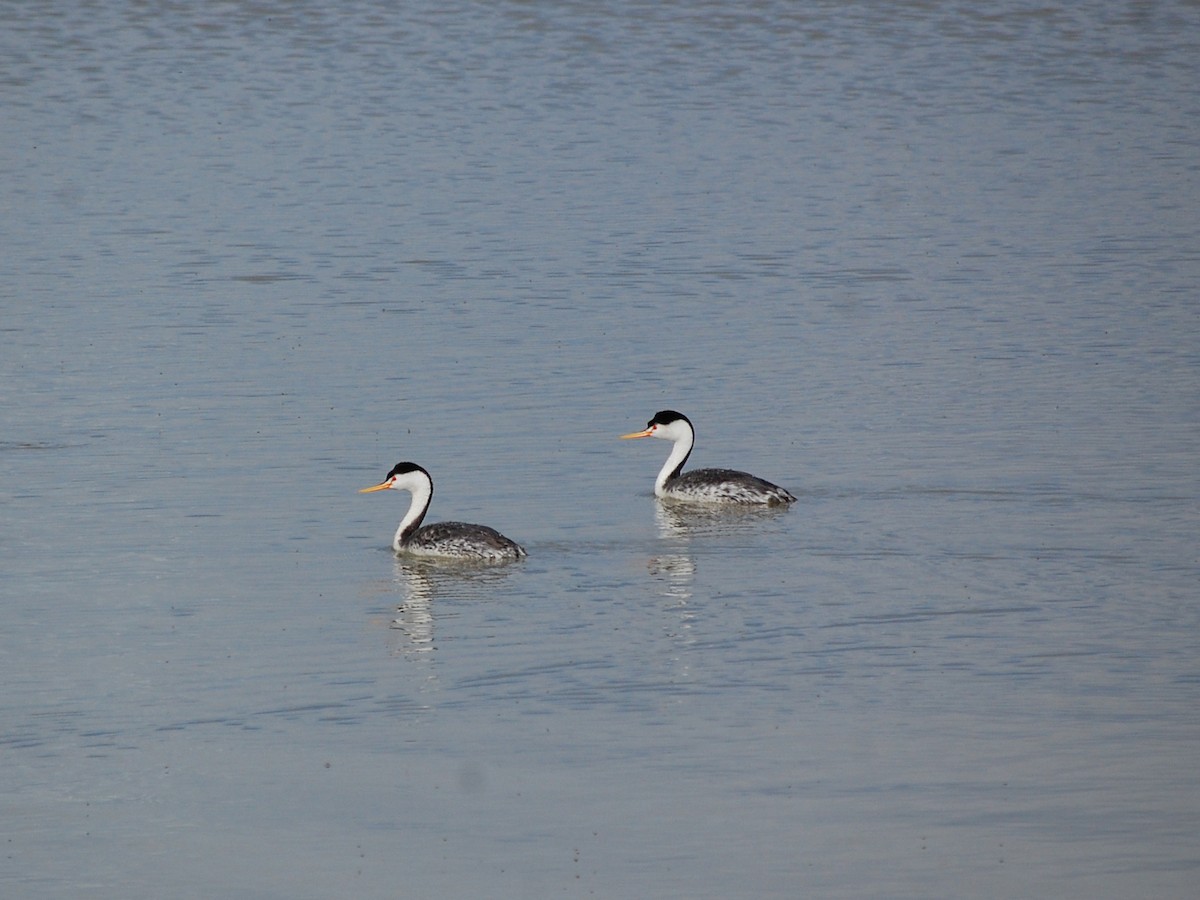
[3,1,1199,897]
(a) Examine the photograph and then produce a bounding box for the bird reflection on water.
[386,558,520,657]
[652,498,795,540]
[647,499,796,631]
[389,561,436,653]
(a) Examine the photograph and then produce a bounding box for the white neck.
[392,473,433,551]
[655,423,695,497]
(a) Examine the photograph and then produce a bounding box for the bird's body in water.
[359,462,526,561]
[621,410,796,506]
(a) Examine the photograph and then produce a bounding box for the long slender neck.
[394,478,432,551]
[656,429,694,497]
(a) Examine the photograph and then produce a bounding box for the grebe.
[359,462,526,561]
[621,410,796,506]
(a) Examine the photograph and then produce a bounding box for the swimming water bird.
[621,410,796,506]
[359,462,526,561]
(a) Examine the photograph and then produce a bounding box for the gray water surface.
[3,2,1199,898]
